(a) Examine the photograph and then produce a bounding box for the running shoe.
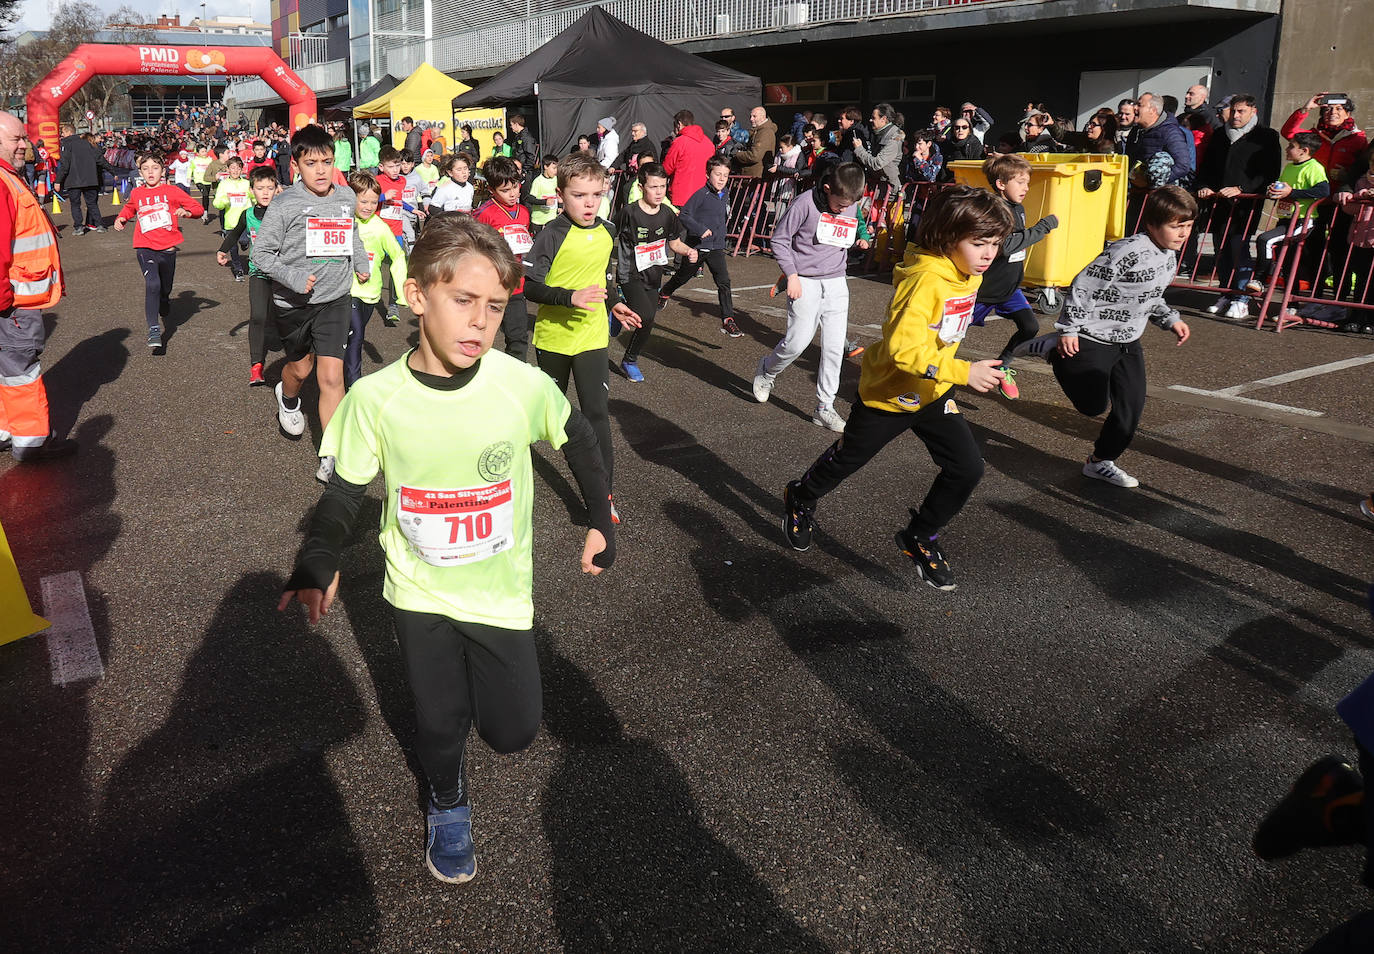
[71,226,86,236]
[609,495,621,525]
[1253,755,1364,861]
[248,362,266,387]
[783,480,814,551]
[657,293,670,308]
[1011,332,1060,361]
[233,271,246,283]
[845,339,865,359]
[93,226,107,233]
[315,455,335,484]
[752,357,774,403]
[1360,495,1374,522]
[894,527,956,591]
[996,365,1019,400]
[1083,456,1139,488]
[769,276,786,299]
[721,317,743,338]
[1224,299,1250,319]
[1206,295,1231,315]
[812,404,846,432]
[147,325,163,353]
[425,803,476,884]
[1244,279,1265,295]
[275,382,306,438]
[384,310,400,328]
[620,359,644,383]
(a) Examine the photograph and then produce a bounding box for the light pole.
[201,3,212,107]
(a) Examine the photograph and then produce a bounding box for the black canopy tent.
[336,74,400,113]
[451,7,760,157]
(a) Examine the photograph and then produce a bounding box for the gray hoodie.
[252,179,370,309]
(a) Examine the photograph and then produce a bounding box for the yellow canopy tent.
[352,62,506,160]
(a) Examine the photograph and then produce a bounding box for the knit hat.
[598,116,616,131]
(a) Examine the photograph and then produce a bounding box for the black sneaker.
[721,317,742,338]
[1254,755,1364,861]
[658,293,670,309]
[71,226,86,236]
[147,325,164,353]
[384,310,400,327]
[895,526,956,591]
[783,480,815,551]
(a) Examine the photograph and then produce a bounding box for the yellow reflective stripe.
[12,233,54,253]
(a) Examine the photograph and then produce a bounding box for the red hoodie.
[663,125,716,207]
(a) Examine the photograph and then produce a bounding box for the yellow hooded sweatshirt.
[858,248,982,414]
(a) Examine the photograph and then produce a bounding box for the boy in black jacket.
[658,155,740,337]
[970,154,1057,399]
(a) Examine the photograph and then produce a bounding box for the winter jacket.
[596,118,619,168]
[663,125,717,207]
[358,134,381,169]
[457,137,480,165]
[613,136,657,174]
[977,200,1056,303]
[333,138,353,173]
[56,135,114,190]
[403,126,423,159]
[677,184,730,252]
[1280,109,1370,189]
[733,120,778,178]
[1130,113,1195,185]
[1196,123,1282,195]
[852,122,903,191]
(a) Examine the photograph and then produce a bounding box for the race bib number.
[499,223,533,255]
[1008,249,1027,263]
[816,212,857,248]
[217,171,229,180]
[402,187,417,205]
[228,190,249,208]
[935,292,976,344]
[380,205,404,220]
[633,239,669,271]
[138,206,173,231]
[306,217,352,258]
[366,250,376,267]
[397,481,515,566]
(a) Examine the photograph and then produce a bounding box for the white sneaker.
[1206,295,1231,314]
[1225,298,1251,319]
[315,455,335,483]
[812,404,846,432]
[1082,456,1139,488]
[1012,332,1060,361]
[275,381,306,437]
[752,357,774,403]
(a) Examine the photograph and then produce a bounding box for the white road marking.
[1167,386,1324,417]
[40,571,104,686]
[1214,353,1374,395]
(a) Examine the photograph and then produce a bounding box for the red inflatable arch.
[27,44,318,157]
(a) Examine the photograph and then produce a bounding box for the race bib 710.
[397,481,515,566]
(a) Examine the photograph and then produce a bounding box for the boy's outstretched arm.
[559,408,615,573]
[278,474,367,622]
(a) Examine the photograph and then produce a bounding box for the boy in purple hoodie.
[752,162,870,431]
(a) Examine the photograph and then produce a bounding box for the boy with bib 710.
[753,162,871,432]
[278,214,616,885]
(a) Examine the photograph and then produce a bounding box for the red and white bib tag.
[306,217,352,257]
[936,292,976,344]
[138,205,173,231]
[499,223,533,255]
[397,482,515,566]
[634,239,669,271]
[816,212,857,248]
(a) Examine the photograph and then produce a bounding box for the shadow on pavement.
[41,328,130,439]
[538,638,829,954]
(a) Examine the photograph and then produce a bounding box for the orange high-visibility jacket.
[0,164,63,310]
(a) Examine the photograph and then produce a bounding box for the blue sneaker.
[425,803,476,883]
[609,313,623,337]
[621,359,644,382]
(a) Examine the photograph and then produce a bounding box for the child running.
[277,214,615,885]
[658,155,741,337]
[782,185,1012,591]
[611,161,696,382]
[375,146,411,249]
[971,154,1059,400]
[752,162,870,431]
[113,152,206,354]
[523,153,641,523]
[526,155,559,232]
[213,157,253,280]
[1014,186,1195,488]
[398,148,430,249]
[429,155,475,214]
[217,165,281,385]
[345,171,408,388]
[252,124,370,483]
[474,156,534,360]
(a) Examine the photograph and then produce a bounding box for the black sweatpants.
[392,606,541,809]
[997,308,1039,364]
[1051,337,1146,462]
[70,187,101,229]
[536,346,612,487]
[620,277,660,363]
[135,247,177,329]
[502,293,529,361]
[795,396,984,539]
[659,247,734,319]
[345,297,384,387]
[247,274,278,366]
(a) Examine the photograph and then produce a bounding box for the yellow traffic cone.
[51,193,61,215]
[0,518,49,647]
[110,188,121,208]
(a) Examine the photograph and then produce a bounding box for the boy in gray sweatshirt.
[252,124,370,483]
[752,162,870,432]
[1014,186,1195,488]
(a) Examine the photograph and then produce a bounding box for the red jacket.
[117,184,205,250]
[662,125,716,208]
[1281,109,1369,188]
[475,199,531,295]
[375,172,407,236]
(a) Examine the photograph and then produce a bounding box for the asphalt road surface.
[2,213,1373,953]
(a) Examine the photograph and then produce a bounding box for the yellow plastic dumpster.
[948,153,1129,287]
